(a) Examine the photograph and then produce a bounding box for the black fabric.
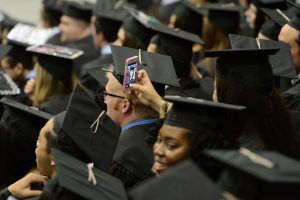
[164,95,246,131]
[112,124,155,188]
[79,54,113,91]
[46,149,128,200]
[63,1,93,23]
[165,76,213,100]
[129,160,224,200]
[205,49,278,93]
[122,16,155,48]
[206,149,300,199]
[283,82,300,112]
[259,20,281,41]
[39,95,70,115]
[0,188,11,200]
[229,34,297,79]
[288,12,300,31]
[47,33,99,77]
[110,44,180,94]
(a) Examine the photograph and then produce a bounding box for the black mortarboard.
[129,160,223,200]
[43,0,65,13]
[199,3,242,34]
[229,34,297,79]
[63,1,93,23]
[252,0,286,9]
[164,95,246,130]
[57,84,121,172]
[205,148,300,200]
[52,148,128,200]
[121,7,156,49]
[0,72,20,96]
[260,7,295,27]
[124,5,204,44]
[259,19,281,41]
[93,0,129,22]
[169,0,204,36]
[0,97,52,146]
[110,44,179,95]
[0,97,52,121]
[285,0,300,31]
[205,48,278,93]
[26,44,83,79]
[7,23,54,46]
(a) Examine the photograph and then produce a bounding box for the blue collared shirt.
[122,118,157,132]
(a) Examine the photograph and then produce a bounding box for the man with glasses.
[106,45,179,189]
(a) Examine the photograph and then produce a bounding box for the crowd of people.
[1,0,300,199]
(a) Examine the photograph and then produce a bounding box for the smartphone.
[123,56,138,91]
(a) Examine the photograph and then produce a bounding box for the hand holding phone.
[123,56,138,91]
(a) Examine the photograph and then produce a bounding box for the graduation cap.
[260,7,295,27]
[252,0,287,9]
[205,148,300,199]
[26,44,83,80]
[167,0,204,36]
[52,148,128,200]
[205,47,279,93]
[110,44,179,96]
[198,2,242,34]
[124,5,204,44]
[229,34,297,79]
[7,23,54,46]
[0,72,20,96]
[259,19,281,41]
[56,84,121,172]
[129,160,224,200]
[43,0,65,13]
[63,1,93,22]
[164,95,246,130]
[125,0,153,10]
[0,97,52,120]
[93,0,129,22]
[0,97,52,143]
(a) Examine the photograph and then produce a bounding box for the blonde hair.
[33,63,76,107]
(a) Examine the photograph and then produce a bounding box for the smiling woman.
[150,96,244,180]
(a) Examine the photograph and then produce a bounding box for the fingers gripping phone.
[123,56,138,91]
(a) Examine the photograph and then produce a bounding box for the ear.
[121,99,131,114]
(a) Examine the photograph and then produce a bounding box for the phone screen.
[125,62,138,89]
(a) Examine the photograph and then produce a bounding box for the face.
[152,124,190,175]
[59,15,85,42]
[104,74,125,125]
[245,4,257,29]
[278,24,300,72]
[1,57,21,80]
[113,28,126,46]
[35,119,54,177]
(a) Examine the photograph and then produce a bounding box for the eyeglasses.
[102,91,125,99]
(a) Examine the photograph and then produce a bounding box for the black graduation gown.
[165,76,214,100]
[46,33,99,77]
[282,81,300,112]
[39,95,70,115]
[111,123,155,189]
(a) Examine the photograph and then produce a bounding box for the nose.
[153,142,165,157]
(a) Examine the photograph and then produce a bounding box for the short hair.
[94,17,122,43]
